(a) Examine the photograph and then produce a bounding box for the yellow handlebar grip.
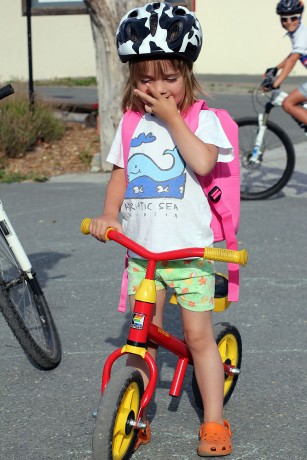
[80,218,91,235]
[204,247,248,266]
[239,249,249,266]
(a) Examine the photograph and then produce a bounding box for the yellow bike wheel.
[93,366,144,460]
[215,323,242,404]
[192,322,242,408]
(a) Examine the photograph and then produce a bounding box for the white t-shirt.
[287,23,307,68]
[107,110,233,254]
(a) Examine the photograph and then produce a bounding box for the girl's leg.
[181,309,232,456]
[181,308,224,424]
[282,88,307,124]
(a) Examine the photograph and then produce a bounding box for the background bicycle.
[0,84,61,370]
[236,72,307,200]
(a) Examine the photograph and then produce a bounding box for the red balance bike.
[81,219,248,460]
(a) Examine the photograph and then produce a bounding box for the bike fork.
[250,113,267,164]
[0,200,33,276]
[99,346,157,428]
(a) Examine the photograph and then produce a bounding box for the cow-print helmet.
[116,2,203,63]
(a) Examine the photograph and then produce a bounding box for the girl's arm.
[134,85,218,176]
[90,165,126,242]
[166,113,218,175]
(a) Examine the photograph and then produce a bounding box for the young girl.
[90,2,234,457]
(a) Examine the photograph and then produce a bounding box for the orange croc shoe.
[197,420,232,457]
[133,420,151,452]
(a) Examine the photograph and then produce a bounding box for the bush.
[0,94,65,158]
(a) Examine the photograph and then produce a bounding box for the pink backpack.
[118,100,240,311]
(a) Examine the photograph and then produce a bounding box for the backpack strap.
[183,101,239,301]
[118,252,129,313]
[122,110,142,183]
[118,111,142,312]
[204,107,239,301]
[198,173,239,301]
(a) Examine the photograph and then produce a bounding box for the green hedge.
[0,94,65,158]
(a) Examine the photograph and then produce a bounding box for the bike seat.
[215,273,228,298]
[213,273,231,312]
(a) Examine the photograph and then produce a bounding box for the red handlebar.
[80,218,248,267]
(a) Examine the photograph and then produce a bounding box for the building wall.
[195,0,305,76]
[0,0,306,82]
[0,0,96,81]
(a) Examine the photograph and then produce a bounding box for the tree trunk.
[84,0,147,171]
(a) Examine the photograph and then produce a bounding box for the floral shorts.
[127,258,215,312]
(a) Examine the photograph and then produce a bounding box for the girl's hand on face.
[134,84,180,123]
[89,214,123,243]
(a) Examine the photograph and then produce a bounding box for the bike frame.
[251,90,289,162]
[94,227,247,428]
[0,200,33,276]
[252,88,307,163]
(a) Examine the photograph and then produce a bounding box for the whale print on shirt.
[126,132,186,200]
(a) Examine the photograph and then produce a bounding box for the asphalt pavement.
[0,83,306,460]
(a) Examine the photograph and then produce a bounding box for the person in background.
[264,1,307,124]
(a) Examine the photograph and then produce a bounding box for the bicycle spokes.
[237,118,295,199]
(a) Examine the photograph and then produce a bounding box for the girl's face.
[135,60,186,107]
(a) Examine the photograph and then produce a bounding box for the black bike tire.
[93,367,144,460]
[0,276,61,370]
[192,322,242,409]
[236,117,295,200]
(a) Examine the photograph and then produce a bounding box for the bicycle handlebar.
[80,218,248,267]
[259,67,278,90]
[0,84,14,101]
[260,76,274,89]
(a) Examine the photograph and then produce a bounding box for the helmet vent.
[126,24,139,43]
[167,21,183,44]
[128,10,138,18]
[150,11,158,36]
[174,8,186,16]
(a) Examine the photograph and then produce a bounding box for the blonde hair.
[121,59,205,115]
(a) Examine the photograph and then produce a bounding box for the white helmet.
[116,2,203,63]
